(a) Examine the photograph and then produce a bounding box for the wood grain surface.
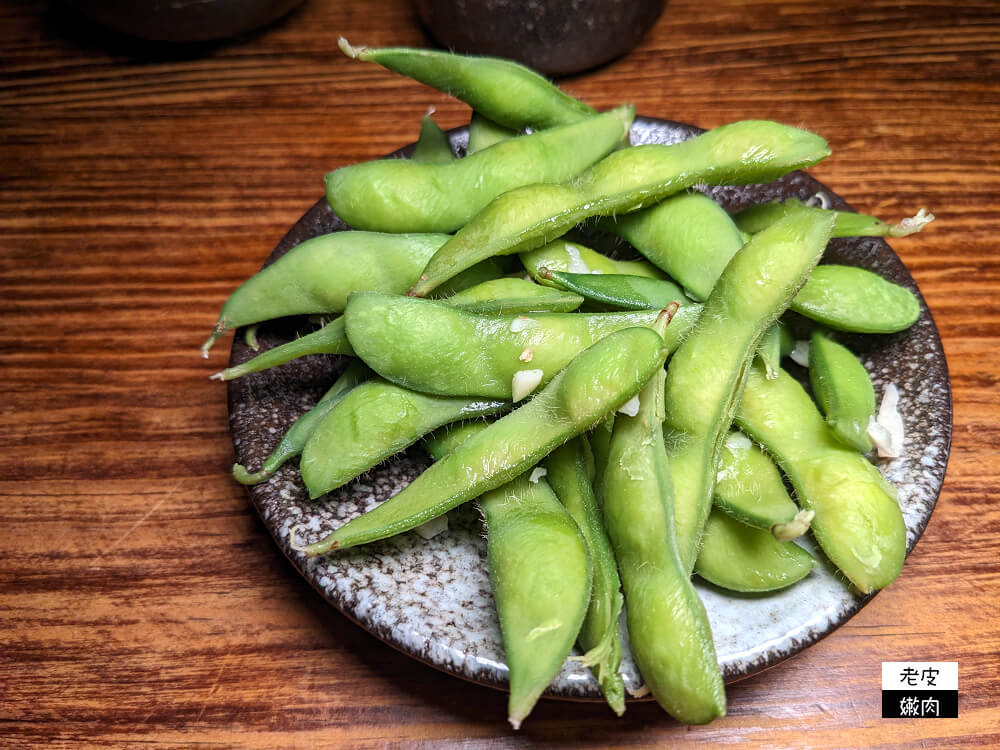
[2,0,998,747]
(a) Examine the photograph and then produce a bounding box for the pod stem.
[200,317,230,358]
[771,509,816,541]
[888,208,935,237]
[406,274,429,297]
[288,524,310,553]
[305,531,339,557]
[655,301,680,334]
[211,366,244,382]
[568,591,624,668]
[232,463,273,485]
[338,37,367,59]
[244,324,261,352]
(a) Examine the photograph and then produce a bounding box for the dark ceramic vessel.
[225,116,952,700]
[64,0,305,42]
[414,0,667,76]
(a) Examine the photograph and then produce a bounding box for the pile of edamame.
[204,41,934,728]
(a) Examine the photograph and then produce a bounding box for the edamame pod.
[612,190,745,301]
[423,420,492,461]
[602,368,725,725]
[444,277,584,314]
[411,111,455,163]
[663,211,835,572]
[243,324,261,351]
[713,431,801,532]
[409,120,830,296]
[540,268,687,311]
[212,271,578,382]
[344,291,700,399]
[202,231,450,355]
[521,238,666,283]
[339,39,596,129]
[809,330,876,452]
[778,321,795,357]
[733,199,934,238]
[481,472,592,729]
[422,419,594,726]
[736,362,906,593]
[757,323,785,380]
[326,105,633,234]
[614,192,923,333]
[302,324,670,554]
[300,379,507,499]
[424,257,509,299]
[694,509,816,593]
[211,317,353,382]
[468,112,516,154]
[587,416,615,496]
[545,439,626,716]
[790,265,921,334]
[232,361,370,485]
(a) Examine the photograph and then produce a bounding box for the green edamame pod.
[411,112,454,163]
[339,39,596,130]
[602,368,725,725]
[694,509,816,593]
[545,439,626,716]
[211,317,353,382]
[422,419,594,726]
[232,361,371,484]
[790,265,921,334]
[574,120,828,200]
[733,199,934,238]
[211,269,576,382]
[521,238,666,283]
[326,105,633,234]
[202,231,450,355]
[243,324,261,351]
[344,291,699,399]
[663,211,835,573]
[540,268,688,311]
[300,379,507,499]
[480,472,592,729]
[778,320,795,357]
[713,431,802,532]
[736,362,906,593]
[588,416,615,497]
[423,420,492,461]
[303,325,670,554]
[468,112,517,154]
[809,330,876,452]
[423,257,508,299]
[613,192,923,334]
[445,277,584,314]
[757,323,785,380]
[409,120,830,296]
[613,190,746,302]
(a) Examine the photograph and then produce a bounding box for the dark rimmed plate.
[225,116,952,699]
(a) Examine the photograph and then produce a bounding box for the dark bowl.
[413,0,667,76]
[63,0,305,42]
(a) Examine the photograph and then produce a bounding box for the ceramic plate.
[225,117,952,699]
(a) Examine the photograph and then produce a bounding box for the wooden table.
[3,0,998,746]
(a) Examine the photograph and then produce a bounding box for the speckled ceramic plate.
[225,117,952,700]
